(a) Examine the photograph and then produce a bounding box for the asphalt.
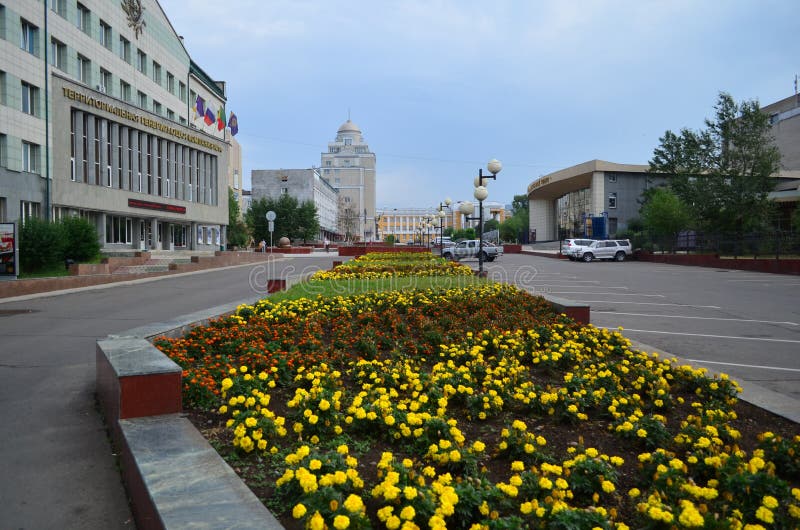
[0,249,796,529]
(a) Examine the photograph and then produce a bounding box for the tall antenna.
[348,107,351,121]
[795,74,798,96]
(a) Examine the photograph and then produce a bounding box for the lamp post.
[460,159,502,275]
[438,198,452,257]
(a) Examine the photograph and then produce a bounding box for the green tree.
[443,227,454,237]
[452,228,476,240]
[383,234,396,245]
[649,92,781,233]
[19,217,64,272]
[60,216,100,262]
[499,216,522,242]
[640,188,693,252]
[226,188,249,248]
[245,195,320,244]
[483,218,500,232]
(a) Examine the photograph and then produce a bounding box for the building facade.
[377,201,507,244]
[320,120,376,241]
[227,136,246,218]
[763,93,800,171]
[251,168,338,241]
[527,160,668,241]
[0,0,231,251]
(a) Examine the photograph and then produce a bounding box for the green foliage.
[246,195,320,243]
[452,228,476,241]
[498,194,530,242]
[640,188,693,250]
[19,217,64,272]
[383,234,396,244]
[791,207,800,232]
[60,215,100,262]
[227,188,250,248]
[483,218,500,232]
[499,216,522,242]
[649,92,781,233]
[443,227,454,237]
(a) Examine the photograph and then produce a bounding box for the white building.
[320,120,376,241]
[0,0,232,251]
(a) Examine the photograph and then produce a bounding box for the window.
[105,216,132,243]
[152,100,161,115]
[50,37,66,70]
[152,61,161,84]
[281,187,289,195]
[179,81,186,101]
[20,201,41,223]
[99,20,111,49]
[76,3,90,34]
[137,91,146,108]
[0,134,7,168]
[136,50,147,74]
[99,69,111,93]
[167,72,175,93]
[77,55,90,84]
[608,174,617,183]
[22,142,40,173]
[167,109,174,121]
[179,117,186,125]
[119,36,130,63]
[344,137,352,146]
[608,192,617,209]
[20,19,38,55]
[120,80,131,102]
[0,71,6,105]
[54,0,67,17]
[21,82,37,116]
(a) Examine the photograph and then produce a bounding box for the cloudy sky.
[158,0,798,209]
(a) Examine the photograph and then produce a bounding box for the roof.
[528,160,650,199]
[337,120,361,134]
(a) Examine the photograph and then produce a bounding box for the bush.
[61,216,100,262]
[19,217,64,272]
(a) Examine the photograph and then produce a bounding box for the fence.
[642,230,800,259]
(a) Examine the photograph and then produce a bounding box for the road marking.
[530,284,629,289]
[549,292,664,297]
[618,328,800,344]
[726,279,800,285]
[576,301,721,309]
[685,359,800,373]
[592,311,799,326]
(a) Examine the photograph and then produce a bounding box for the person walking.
[259,239,266,253]
[324,238,330,253]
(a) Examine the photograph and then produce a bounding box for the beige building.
[0,0,231,251]
[227,136,246,218]
[320,120,376,241]
[377,201,507,244]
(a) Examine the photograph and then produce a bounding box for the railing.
[638,231,800,259]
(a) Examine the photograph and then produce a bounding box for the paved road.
[481,253,800,405]
[0,255,336,530]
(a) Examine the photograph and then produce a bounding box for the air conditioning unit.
[96,84,106,93]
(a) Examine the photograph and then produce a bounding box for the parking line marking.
[576,301,721,309]
[685,359,800,373]
[593,311,799,326]
[617,328,800,344]
[530,285,629,289]
[549,292,664,297]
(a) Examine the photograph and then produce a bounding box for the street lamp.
[438,198,452,257]
[461,159,502,275]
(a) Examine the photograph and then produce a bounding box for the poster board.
[0,222,17,278]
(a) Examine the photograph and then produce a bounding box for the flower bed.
[311,253,473,281]
[155,256,800,530]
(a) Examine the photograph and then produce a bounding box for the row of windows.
[21,5,190,105]
[69,110,219,206]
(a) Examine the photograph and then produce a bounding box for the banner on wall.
[0,223,18,278]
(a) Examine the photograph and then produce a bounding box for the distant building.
[527,160,668,241]
[320,120,376,241]
[0,0,232,251]
[763,93,800,171]
[227,137,246,218]
[251,168,338,241]
[377,201,507,244]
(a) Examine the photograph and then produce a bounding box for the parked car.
[561,239,596,260]
[442,240,503,262]
[574,239,632,262]
[433,236,453,246]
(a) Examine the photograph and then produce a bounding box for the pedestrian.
[259,239,266,253]
[324,238,330,253]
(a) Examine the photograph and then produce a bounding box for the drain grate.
[0,309,38,317]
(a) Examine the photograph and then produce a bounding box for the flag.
[204,101,215,126]
[228,111,238,136]
[217,105,226,131]
[194,95,205,121]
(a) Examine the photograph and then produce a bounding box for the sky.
[158,0,798,210]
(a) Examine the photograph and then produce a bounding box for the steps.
[112,254,194,275]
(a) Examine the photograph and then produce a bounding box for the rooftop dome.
[337,119,361,134]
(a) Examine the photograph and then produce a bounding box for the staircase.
[111,250,212,275]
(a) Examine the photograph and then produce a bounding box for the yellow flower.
[292,503,307,519]
[400,505,416,520]
[333,515,350,530]
[762,496,778,509]
[309,511,325,530]
[755,506,774,524]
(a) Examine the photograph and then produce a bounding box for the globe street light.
[437,197,451,257]
[464,159,502,275]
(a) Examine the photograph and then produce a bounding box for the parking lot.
[483,253,800,413]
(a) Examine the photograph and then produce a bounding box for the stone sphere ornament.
[278,237,291,248]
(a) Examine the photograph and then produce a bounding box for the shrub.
[60,215,100,262]
[19,217,64,272]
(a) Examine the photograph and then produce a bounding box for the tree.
[60,216,100,262]
[226,188,249,248]
[649,92,781,234]
[640,188,694,252]
[483,219,500,232]
[499,216,521,242]
[452,228,475,240]
[246,194,320,244]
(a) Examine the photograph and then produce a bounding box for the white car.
[575,240,632,262]
[561,239,596,260]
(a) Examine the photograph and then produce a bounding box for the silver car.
[561,239,596,260]
[575,240,632,262]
